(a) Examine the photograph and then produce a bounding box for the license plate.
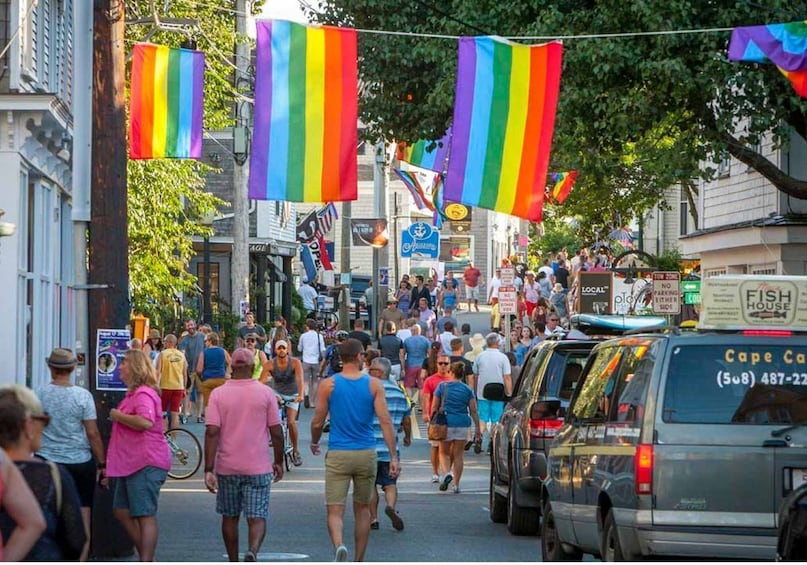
[791,468,807,489]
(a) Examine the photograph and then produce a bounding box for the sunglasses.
[437,361,450,365]
[32,413,51,426]
[276,345,287,350]
[246,339,256,343]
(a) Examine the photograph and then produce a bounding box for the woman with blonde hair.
[107,349,171,562]
[0,385,84,560]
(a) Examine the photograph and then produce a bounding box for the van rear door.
[653,342,777,530]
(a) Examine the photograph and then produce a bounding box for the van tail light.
[529,417,564,440]
[741,329,793,337]
[635,444,653,495]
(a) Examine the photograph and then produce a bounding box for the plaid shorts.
[215,473,272,519]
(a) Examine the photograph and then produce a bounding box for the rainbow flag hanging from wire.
[548,171,578,204]
[129,43,204,159]
[395,128,451,173]
[249,21,358,202]
[393,169,436,211]
[445,37,563,222]
[728,21,807,97]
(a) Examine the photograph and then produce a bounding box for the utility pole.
[372,142,389,330]
[231,0,251,319]
[340,201,352,330]
[89,0,133,557]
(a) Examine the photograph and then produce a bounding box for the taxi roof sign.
[699,275,807,331]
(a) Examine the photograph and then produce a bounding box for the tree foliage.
[311,0,807,235]
[123,1,263,324]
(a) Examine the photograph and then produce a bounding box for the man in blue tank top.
[310,338,400,562]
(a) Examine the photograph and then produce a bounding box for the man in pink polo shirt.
[204,348,284,562]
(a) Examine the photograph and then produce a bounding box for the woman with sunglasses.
[0,385,86,560]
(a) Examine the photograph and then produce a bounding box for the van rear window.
[662,345,807,424]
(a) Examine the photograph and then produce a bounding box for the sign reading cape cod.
[401,222,440,259]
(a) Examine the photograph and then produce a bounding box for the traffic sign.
[500,267,515,286]
[652,271,681,315]
[498,286,518,314]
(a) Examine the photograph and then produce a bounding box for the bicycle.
[270,398,296,472]
[164,427,202,479]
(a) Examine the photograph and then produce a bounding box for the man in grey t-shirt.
[178,319,206,420]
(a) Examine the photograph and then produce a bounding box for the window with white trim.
[749,263,777,275]
[703,268,727,278]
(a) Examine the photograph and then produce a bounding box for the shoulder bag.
[427,383,450,441]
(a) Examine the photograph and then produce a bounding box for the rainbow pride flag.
[396,128,451,173]
[445,37,562,222]
[393,169,436,211]
[129,43,204,160]
[549,171,577,204]
[249,21,358,202]
[728,21,807,97]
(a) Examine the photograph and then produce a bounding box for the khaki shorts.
[201,377,226,407]
[324,449,377,506]
[465,285,480,300]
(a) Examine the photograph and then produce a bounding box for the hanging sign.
[401,222,439,258]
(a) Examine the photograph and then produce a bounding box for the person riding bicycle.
[263,340,304,467]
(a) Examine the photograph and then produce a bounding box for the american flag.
[315,202,338,237]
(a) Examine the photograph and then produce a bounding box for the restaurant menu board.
[699,275,807,331]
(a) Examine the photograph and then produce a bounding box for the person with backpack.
[320,331,349,379]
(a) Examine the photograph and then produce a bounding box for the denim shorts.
[216,473,272,519]
[375,461,397,487]
[112,466,167,517]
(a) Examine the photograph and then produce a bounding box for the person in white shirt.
[471,333,512,453]
[297,278,319,314]
[522,271,541,320]
[487,269,502,305]
[538,259,555,283]
[297,318,326,408]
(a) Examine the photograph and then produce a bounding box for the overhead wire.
[0,0,38,62]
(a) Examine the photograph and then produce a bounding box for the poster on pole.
[578,272,613,315]
[96,329,130,391]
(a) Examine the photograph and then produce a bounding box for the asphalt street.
[149,406,542,562]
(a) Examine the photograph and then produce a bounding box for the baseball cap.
[275,340,289,349]
[230,347,255,368]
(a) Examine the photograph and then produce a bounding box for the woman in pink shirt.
[106,349,171,562]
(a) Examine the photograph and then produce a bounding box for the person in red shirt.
[421,354,453,483]
[463,261,482,312]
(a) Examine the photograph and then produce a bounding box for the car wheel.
[600,509,625,562]
[541,502,583,561]
[506,455,539,535]
[489,467,507,523]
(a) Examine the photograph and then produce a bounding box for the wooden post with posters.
[88,0,133,557]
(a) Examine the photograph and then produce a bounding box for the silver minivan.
[541,330,807,561]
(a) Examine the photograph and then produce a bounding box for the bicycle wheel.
[165,428,202,480]
[321,311,339,328]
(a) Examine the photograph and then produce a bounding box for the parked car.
[488,337,600,535]
[541,325,807,561]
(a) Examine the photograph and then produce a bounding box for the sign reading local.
[401,222,439,258]
[699,275,807,331]
[578,272,613,315]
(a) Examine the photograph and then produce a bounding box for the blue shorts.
[112,466,167,517]
[477,399,505,424]
[375,461,397,487]
[277,393,300,413]
[216,473,272,519]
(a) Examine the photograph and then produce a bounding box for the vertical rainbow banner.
[445,37,562,222]
[129,43,205,160]
[249,21,358,202]
[395,128,451,173]
[728,21,807,97]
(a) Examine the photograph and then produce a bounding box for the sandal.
[196,416,205,423]
[292,451,303,467]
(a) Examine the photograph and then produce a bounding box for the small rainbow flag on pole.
[728,21,807,97]
[249,21,358,202]
[129,43,205,160]
[549,171,577,204]
[395,128,451,173]
[445,37,563,222]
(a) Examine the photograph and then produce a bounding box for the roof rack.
[622,325,681,336]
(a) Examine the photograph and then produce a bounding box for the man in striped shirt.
[368,357,412,531]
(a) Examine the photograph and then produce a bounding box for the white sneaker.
[334,545,348,562]
[431,474,439,483]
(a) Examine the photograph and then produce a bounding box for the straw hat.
[46,348,77,369]
[148,329,161,340]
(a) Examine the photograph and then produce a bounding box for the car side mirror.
[530,399,562,420]
[483,382,507,401]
